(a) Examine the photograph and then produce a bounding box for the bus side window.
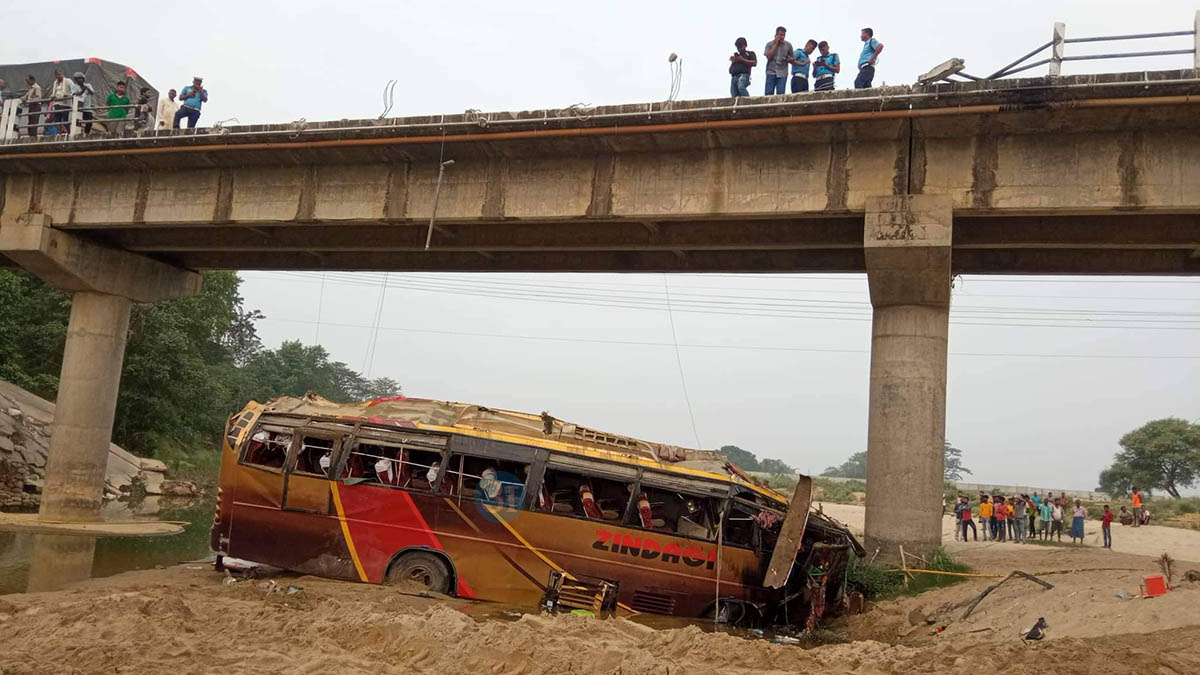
[723,501,759,549]
[538,469,630,522]
[242,429,291,470]
[441,453,529,508]
[344,441,443,492]
[635,485,721,542]
[293,436,336,478]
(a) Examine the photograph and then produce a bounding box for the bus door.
[282,429,341,514]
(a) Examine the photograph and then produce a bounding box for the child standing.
[1100,504,1114,548]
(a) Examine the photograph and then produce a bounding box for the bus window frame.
[339,435,448,493]
[533,462,640,525]
[439,436,539,505]
[238,422,297,474]
[624,470,733,545]
[287,428,344,480]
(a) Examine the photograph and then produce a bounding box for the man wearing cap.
[173,77,208,129]
[69,72,95,134]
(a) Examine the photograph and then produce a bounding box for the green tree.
[822,444,971,481]
[237,341,401,404]
[759,457,795,476]
[719,445,761,472]
[0,270,401,460]
[943,442,972,481]
[1103,418,1200,499]
[822,451,867,479]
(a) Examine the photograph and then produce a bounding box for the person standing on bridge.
[70,72,95,135]
[855,28,883,89]
[173,76,207,129]
[728,38,757,98]
[763,27,794,96]
[791,39,817,93]
[813,41,840,91]
[20,75,42,137]
[106,81,131,135]
[157,89,179,130]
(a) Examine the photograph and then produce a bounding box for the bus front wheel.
[385,551,452,594]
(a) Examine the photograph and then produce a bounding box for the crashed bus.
[211,394,863,627]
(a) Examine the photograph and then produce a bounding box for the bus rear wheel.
[385,551,452,594]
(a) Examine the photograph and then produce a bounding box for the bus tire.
[385,551,452,594]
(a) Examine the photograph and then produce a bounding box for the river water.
[0,499,215,595]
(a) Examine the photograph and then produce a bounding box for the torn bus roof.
[261,392,771,483]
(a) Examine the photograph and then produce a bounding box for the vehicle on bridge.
[210,394,863,627]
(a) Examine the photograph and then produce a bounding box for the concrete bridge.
[2,70,1199,585]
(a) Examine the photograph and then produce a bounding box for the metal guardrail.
[919,12,1200,84]
[1,94,146,140]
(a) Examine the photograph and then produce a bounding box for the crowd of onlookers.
[728,26,883,97]
[951,487,1151,549]
[0,71,208,136]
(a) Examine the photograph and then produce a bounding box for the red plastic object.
[1143,575,1168,597]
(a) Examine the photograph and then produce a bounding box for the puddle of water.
[0,498,215,595]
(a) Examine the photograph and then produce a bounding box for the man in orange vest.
[1131,487,1143,528]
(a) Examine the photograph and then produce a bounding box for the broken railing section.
[541,571,620,617]
[918,11,1200,84]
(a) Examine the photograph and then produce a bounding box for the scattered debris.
[1142,575,1168,598]
[962,571,1054,620]
[1023,617,1048,641]
[1158,553,1175,586]
[1185,570,1200,583]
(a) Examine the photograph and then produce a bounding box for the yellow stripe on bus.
[330,482,369,582]
[482,503,639,616]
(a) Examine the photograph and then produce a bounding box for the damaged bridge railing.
[919,11,1200,84]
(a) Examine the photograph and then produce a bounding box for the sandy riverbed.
[1,504,1199,674]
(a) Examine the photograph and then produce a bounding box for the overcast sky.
[6,1,1199,492]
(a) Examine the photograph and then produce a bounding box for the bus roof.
[253,394,795,504]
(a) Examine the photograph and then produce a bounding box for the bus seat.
[579,485,604,519]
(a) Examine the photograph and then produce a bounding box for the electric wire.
[242,271,1200,330]
[255,316,1200,360]
[662,274,702,448]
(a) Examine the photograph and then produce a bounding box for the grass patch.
[846,546,971,601]
[155,444,223,488]
[813,478,867,504]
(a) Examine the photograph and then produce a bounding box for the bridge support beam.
[0,213,201,591]
[862,195,952,559]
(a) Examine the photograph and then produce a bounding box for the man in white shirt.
[156,88,178,130]
[48,70,72,134]
[68,72,94,134]
[21,75,43,136]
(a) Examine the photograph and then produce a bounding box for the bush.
[846,546,970,601]
[813,478,866,504]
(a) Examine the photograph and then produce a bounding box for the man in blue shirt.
[173,76,208,129]
[791,39,817,93]
[855,28,884,89]
[813,41,840,91]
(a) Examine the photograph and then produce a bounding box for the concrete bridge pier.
[862,195,953,559]
[0,213,201,591]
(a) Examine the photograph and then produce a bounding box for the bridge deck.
[1,70,1198,275]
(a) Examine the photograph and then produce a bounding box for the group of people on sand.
[951,491,1136,549]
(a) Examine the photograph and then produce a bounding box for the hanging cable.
[379,79,397,119]
[667,53,683,102]
[361,272,389,376]
[314,272,326,343]
[663,274,703,449]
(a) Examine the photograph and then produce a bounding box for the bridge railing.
[1,96,147,141]
[920,12,1200,83]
